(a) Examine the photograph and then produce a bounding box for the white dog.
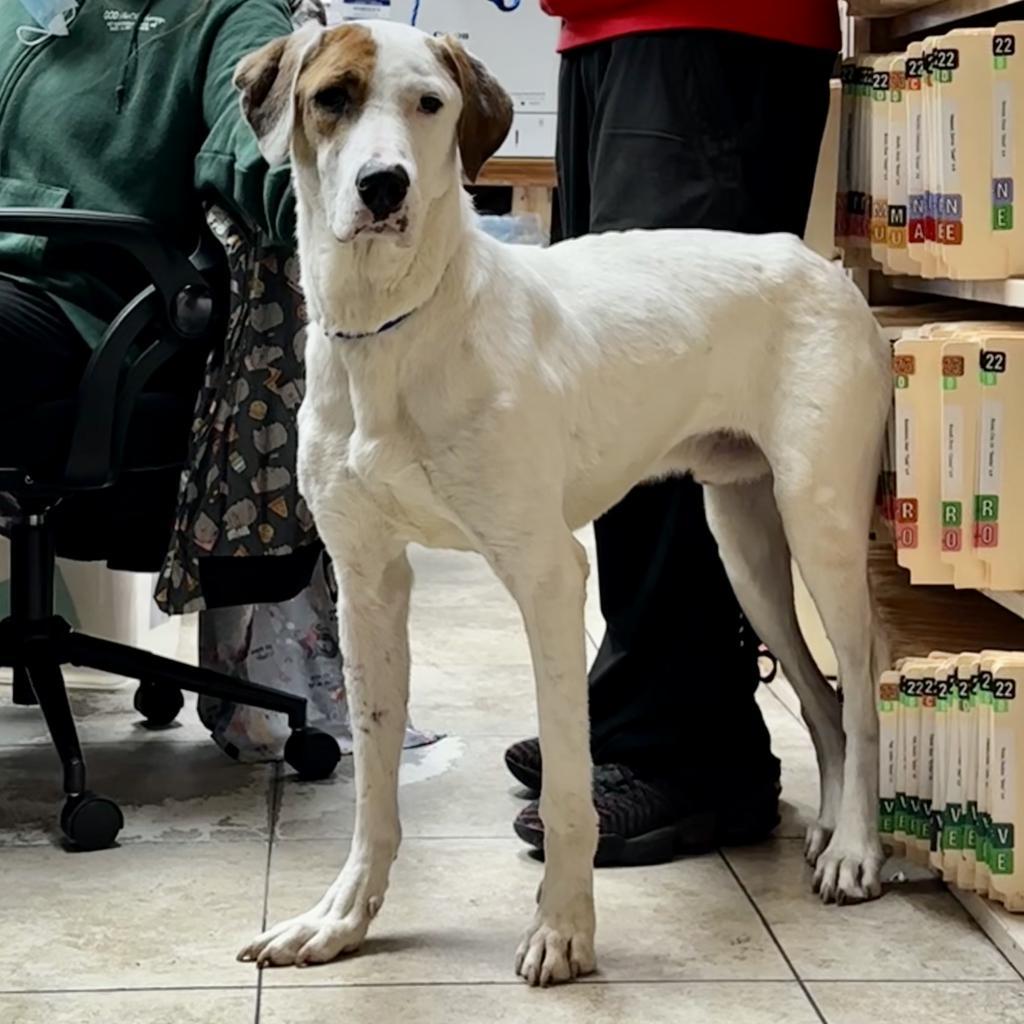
[233,20,891,986]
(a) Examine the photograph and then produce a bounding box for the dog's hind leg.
[491,527,598,987]
[773,467,885,905]
[238,518,412,966]
[703,475,845,865]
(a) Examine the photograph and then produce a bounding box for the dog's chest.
[305,424,472,550]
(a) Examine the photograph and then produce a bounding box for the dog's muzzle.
[356,162,410,222]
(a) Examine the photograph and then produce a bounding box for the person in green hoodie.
[0,0,440,764]
[2,0,344,746]
[0,0,295,397]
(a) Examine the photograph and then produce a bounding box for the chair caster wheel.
[60,792,124,851]
[133,681,184,727]
[284,728,341,780]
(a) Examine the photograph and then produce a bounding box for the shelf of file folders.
[875,307,1024,594]
[878,652,1023,912]
[835,20,1024,284]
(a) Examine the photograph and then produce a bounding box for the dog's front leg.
[239,529,412,967]
[497,532,598,986]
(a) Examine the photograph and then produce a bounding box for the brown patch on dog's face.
[296,23,378,142]
[429,36,513,181]
[234,22,379,166]
[238,22,513,245]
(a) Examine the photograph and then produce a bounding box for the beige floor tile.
[260,981,819,1024]
[408,662,536,739]
[726,840,1018,981]
[758,683,805,733]
[576,523,598,560]
[408,542,601,666]
[0,843,266,991]
[408,546,522,639]
[410,603,532,668]
[276,736,526,840]
[408,544,499,589]
[766,674,841,726]
[0,686,210,747]
[262,838,790,986]
[767,677,805,722]
[755,689,819,841]
[408,547,530,667]
[280,692,818,845]
[809,981,1024,1024]
[0,741,273,846]
[0,989,255,1024]
[411,572,524,632]
[773,742,821,842]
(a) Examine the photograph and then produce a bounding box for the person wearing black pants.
[507,7,839,866]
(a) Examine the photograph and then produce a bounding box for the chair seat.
[0,392,192,479]
[0,390,195,572]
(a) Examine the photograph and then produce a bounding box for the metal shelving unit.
[851,0,1024,961]
[889,0,1024,37]
[982,589,1024,618]
[886,275,1024,308]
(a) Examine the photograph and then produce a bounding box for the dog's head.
[234,20,513,245]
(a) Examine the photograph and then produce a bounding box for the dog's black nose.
[356,163,410,222]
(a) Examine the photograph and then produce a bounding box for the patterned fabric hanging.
[156,210,318,614]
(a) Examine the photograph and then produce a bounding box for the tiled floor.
[2,532,1023,1024]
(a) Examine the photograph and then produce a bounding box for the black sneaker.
[504,635,777,796]
[513,763,781,867]
[504,737,542,794]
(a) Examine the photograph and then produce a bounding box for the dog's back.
[527,228,874,345]
[495,227,888,515]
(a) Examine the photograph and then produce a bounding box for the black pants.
[554,30,834,788]
[0,275,187,569]
[0,276,89,409]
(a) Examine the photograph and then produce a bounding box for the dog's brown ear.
[234,22,322,165]
[433,36,513,182]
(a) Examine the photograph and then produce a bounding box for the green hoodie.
[0,0,295,346]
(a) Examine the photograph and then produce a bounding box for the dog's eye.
[418,94,443,115]
[314,86,350,114]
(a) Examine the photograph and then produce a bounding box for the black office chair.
[0,209,341,851]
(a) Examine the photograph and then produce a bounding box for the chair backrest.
[0,210,228,497]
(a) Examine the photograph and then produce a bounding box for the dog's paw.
[515,914,596,987]
[811,835,884,905]
[804,822,833,866]
[238,891,383,967]
[237,909,371,967]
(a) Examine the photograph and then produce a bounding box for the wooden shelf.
[952,889,1024,974]
[887,275,1024,309]
[856,0,1024,961]
[982,589,1024,619]
[888,1,1022,38]
[477,158,556,189]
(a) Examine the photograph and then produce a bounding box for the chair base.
[0,508,341,850]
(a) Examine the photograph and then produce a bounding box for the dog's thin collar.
[332,309,415,342]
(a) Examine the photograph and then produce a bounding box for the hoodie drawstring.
[115,0,157,113]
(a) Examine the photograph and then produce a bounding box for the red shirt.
[540,1,841,53]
